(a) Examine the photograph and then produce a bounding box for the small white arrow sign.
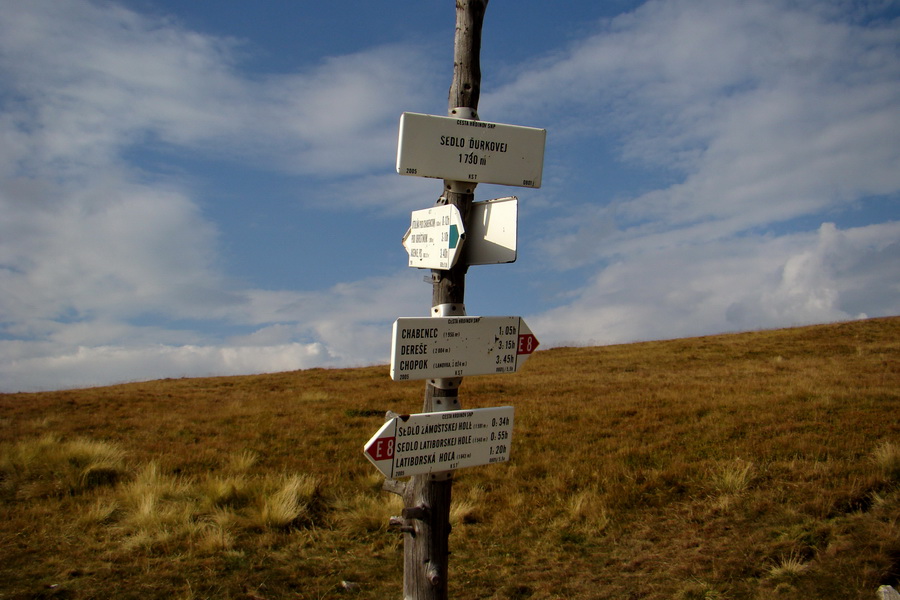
[402,204,466,270]
[363,406,514,479]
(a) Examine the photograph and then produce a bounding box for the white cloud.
[265,47,440,176]
[531,221,900,348]
[488,0,900,247]
[1,0,898,392]
[0,0,439,391]
[0,170,232,333]
[0,0,437,178]
[0,1,244,172]
[1,269,424,392]
[494,0,900,350]
[0,342,330,393]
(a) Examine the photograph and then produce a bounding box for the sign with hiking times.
[390,316,539,381]
[364,406,514,479]
[396,112,546,188]
[402,204,466,270]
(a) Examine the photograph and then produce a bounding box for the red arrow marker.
[517,333,539,355]
[366,436,395,461]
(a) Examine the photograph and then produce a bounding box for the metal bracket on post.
[429,470,454,482]
[429,380,461,392]
[450,106,478,120]
[389,516,416,536]
[446,180,475,195]
[402,505,431,521]
[430,301,461,479]
[432,303,466,317]
[430,303,465,392]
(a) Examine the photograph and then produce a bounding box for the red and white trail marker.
[390,316,539,382]
[363,406,514,479]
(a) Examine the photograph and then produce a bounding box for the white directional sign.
[402,204,466,270]
[364,406,514,479]
[390,316,539,381]
[397,112,546,188]
[466,196,517,265]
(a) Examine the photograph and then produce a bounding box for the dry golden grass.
[873,441,900,482]
[1,316,898,599]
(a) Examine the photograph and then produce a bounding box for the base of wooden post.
[403,474,453,600]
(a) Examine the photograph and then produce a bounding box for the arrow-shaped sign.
[363,407,514,479]
[391,316,539,382]
[402,204,466,270]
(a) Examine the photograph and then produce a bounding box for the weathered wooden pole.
[395,2,488,599]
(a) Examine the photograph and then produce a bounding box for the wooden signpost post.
[362,2,546,597]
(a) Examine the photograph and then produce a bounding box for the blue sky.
[1,0,898,392]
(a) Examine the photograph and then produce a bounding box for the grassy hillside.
[1,317,899,599]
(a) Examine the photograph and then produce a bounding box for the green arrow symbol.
[449,225,460,249]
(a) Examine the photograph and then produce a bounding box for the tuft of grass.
[768,551,810,580]
[199,474,250,511]
[451,485,486,526]
[226,449,257,474]
[675,579,726,600]
[711,458,754,495]
[196,508,239,553]
[872,440,900,482]
[0,434,126,499]
[332,492,404,534]
[565,487,611,533]
[82,497,121,526]
[120,461,187,511]
[253,473,323,530]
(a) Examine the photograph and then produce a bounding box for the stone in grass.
[877,585,900,600]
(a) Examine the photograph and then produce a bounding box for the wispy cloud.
[489,0,900,249]
[0,0,434,391]
[1,0,897,392]
[531,222,900,347]
[1,270,424,391]
[0,1,438,175]
[485,0,900,344]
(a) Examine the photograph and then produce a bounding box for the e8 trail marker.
[364,407,515,479]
